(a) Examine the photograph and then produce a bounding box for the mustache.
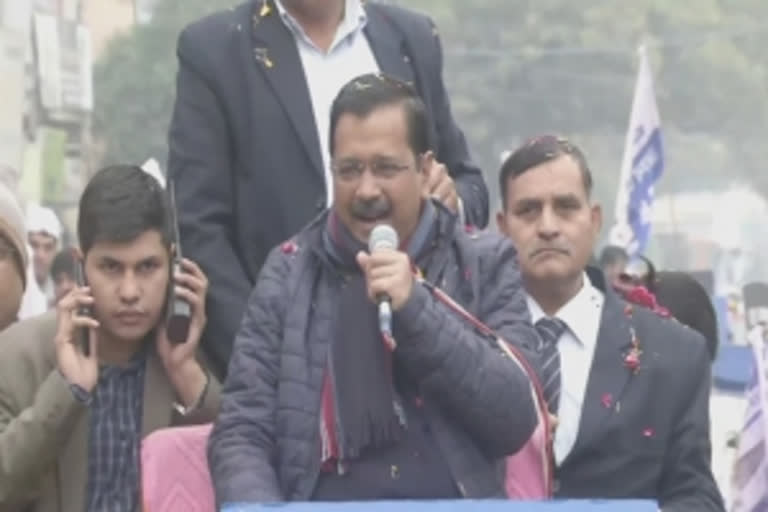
[529,245,570,258]
[350,197,391,221]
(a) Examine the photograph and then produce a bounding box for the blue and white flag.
[610,46,664,257]
[731,327,768,512]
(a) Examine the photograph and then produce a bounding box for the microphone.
[368,224,399,338]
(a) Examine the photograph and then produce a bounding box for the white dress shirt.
[527,274,604,465]
[275,0,379,206]
[18,259,48,319]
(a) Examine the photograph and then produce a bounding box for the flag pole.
[612,45,646,230]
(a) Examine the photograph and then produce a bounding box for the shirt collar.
[274,0,367,53]
[527,273,604,349]
[99,339,150,377]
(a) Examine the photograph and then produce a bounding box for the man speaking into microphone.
[209,73,541,505]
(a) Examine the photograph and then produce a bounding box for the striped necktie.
[535,317,567,415]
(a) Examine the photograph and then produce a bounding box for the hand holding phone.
[73,259,92,356]
[166,181,191,344]
[54,260,100,392]
[156,258,209,374]
[166,256,192,344]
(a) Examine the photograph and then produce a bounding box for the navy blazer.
[167,0,489,377]
[554,269,724,511]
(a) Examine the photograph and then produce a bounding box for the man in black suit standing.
[167,0,488,378]
[496,135,724,511]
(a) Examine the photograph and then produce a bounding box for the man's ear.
[590,202,603,239]
[496,210,509,236]
[420,150,436,197]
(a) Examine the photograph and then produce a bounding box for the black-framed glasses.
[331,159,411,182]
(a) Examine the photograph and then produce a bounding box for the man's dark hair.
[329,73,430,157]
[78,165,171,254]
[654,271,719,361]
[599,245,629,268]
[50,249,76,279]
[498,135,593,208]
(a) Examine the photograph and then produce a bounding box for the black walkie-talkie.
[166,181,192,344]
[73,252,92,356]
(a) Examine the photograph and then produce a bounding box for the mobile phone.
[166,254,191,344]
[165,181,191,344]
[73,256,92,356]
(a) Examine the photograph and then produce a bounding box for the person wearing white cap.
[26,203,62,305]
[0,182,27,330]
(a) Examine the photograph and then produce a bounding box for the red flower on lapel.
[615,282,671,318]
[624,325,643,374]
[601,393,613,409]
[642,427,655,438]
[625,286,656,309]
[623,326,643,375]
[624,348,641,373]
[281,240,297,254]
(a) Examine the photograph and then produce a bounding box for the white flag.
[731,326,768,512]
[610,45,664,257]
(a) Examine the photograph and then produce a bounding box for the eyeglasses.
[331,159,411,182]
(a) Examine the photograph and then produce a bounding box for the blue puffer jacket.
[209,206,541,504]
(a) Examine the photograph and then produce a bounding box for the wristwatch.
[172,369,210,417]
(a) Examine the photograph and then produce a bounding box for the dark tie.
[535,317,567,415]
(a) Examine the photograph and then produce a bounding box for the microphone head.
[369,224,399,253]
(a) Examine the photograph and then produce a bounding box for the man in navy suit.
[496,135,724,511]
[167,0,488,378]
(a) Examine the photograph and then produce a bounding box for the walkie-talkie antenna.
[168,181,183,260]
[73,247,91,356]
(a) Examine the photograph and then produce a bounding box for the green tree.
[92,0,237,168]
[406,0,768,207]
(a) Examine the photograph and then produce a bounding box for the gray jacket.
[208,208,540,504]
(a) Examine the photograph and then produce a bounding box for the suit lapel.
[142,348,174,437]
[54,344,172,510]
[58,409,89,512]
[250,0,324,176]
[564,286,636,463]
[363,5,416,85]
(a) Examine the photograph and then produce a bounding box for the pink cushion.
[141,424,215,512]
[504,418,551,499]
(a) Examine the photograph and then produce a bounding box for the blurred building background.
[0,0,160,241]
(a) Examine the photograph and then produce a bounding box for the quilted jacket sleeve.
[392,235,539,457]
[207,246,290,505]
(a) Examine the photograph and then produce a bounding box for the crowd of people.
[0,188,79,332]
[0,1,727,511]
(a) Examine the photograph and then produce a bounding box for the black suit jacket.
[554,269,724,511]
[167,0,489,378]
